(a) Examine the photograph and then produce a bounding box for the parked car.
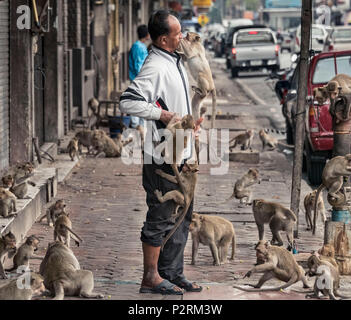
[294,24,333,54]
[278,30,295,52]
[228,26,280,77]
[330,26,351,51]
[284,50,351,185]
[213,32,227,57]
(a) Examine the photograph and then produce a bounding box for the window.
[235,31,274,45]
[312,57,335,84]
[336,55,351,76]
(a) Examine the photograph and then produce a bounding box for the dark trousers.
[141,161,193,282]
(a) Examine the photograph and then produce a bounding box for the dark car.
[213,32,227,57]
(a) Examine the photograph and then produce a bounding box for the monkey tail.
[61,225,83,243]
[231,234,236,260]
[313,185,325,235]
[210,89,217,129]
[277,141,295,149]
[233,275,298,292]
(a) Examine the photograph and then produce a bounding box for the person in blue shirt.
[128,24,150,128]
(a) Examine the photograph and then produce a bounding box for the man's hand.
[160,110,181,125]
[194,117,203,137]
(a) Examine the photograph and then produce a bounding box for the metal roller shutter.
[0,0,9,170]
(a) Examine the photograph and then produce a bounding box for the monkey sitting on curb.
[39,241,104,300]
[227,168,260,206]
[2,162,36,199]
[54,213,83,248]
[0,232,17,279]
[67,137,80,161]
[0,187,17,218]
[189,212,236,266]
[233,240,310,292]
[176,32,217,128]
[293,253,351,300]
[0,272,45,300]
[37,199,67,227]
[252,199,297,249]
[229,130,254,151]
[6,235,42,272]
[258,129,294,152]
[304,190,326,231]
[313,154,351,235]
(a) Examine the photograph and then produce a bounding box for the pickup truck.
[284,50,351,185]
[228,26,280,77]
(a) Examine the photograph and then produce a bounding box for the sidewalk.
[21,126,335,300]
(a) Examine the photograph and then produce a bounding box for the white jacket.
[120,45,192,161]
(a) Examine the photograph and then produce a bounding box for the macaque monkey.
[38,199,67,227]
[39,241,104,300]
[258,129,294,151]
[335,223,349,257]
[304,190,326,231]
[67,137,80,161]
[6,235,42,272]
[75,129,99,154]
[233,240,310,292]
[177,32,217,128]
[227,168,260,205]
[252,199,297,248]
[189,212,236,266]
[313,154,351,235]
[92,130,132,158]
[318,244,338,268]
[0,272,45,300]
[0,187,17,218]
[154,161,199,250]
[2,162,36,199]
[313,74,351,105]
[54,213,83,247]
[0,232,17,279]
[229,130,254,151]
[159,114,196,165]
[302,254,351,300]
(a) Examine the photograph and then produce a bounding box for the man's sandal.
[139,279,184,295]
[172,277,203,292]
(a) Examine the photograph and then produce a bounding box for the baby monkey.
[38,199,67,227]
[67,137,80,161]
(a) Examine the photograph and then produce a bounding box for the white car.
[294,24,333,53]
[330,26,351,51]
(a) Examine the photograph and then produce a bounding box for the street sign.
[198,14,209,27]
[193,0,212,7]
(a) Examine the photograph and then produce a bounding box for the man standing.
[120,10,202,295]
[128,25,150,128]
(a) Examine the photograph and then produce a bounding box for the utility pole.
[290,0,312,239]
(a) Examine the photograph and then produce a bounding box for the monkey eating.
[229,130,254,151]
[0,232,17,279]
[38,199,67,227]
[233,240,310,292]
[227,168,260,206]
[39,241,103,300]
[0,272,45,300]
[313,154,351,235]
[67,137,80,161]
[189,212,236,266]
[54,213,83,247]
[6,235,42,272]
[295,253,351,300]
[252,199,297,249]
[177,32,217,128]
[304,190,326,231]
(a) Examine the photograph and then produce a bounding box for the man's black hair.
[148,10,174,42]
[137,24,149,39]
